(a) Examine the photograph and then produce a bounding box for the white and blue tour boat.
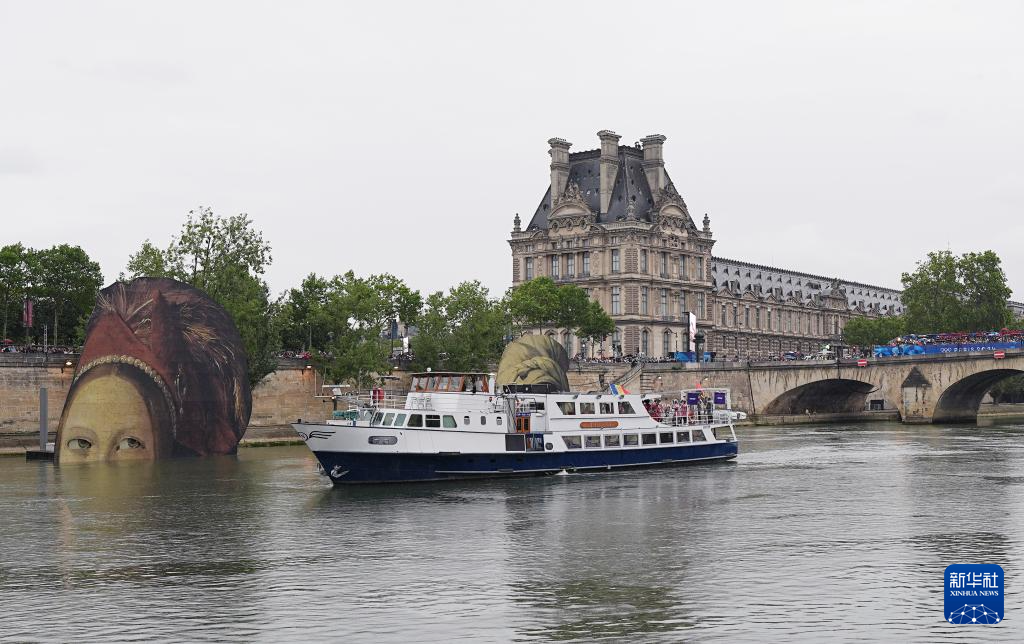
[294,372,740,484]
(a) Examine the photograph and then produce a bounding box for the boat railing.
[653,413,730,428]
[330,390,409,411]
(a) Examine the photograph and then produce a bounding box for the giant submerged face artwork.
[56,278,252,464]
[495,334,570,392]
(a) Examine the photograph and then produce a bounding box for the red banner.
[22,299,32,328]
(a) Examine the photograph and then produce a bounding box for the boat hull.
[312,441,738,484]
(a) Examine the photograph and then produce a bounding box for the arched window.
[641,329,650,355]
[663,330,672,356]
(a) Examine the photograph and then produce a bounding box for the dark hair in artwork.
[73,277,252,455]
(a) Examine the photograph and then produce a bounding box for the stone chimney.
[641,134,667,192]
[548,137,571,208]
[597,130,621,214]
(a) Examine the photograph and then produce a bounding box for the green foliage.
[34,244,104,345]
[124,207,278,387]
[506,277,559,331]
[121,240,169,279]
[307,271,422,387]
[505,277,614,341]
[842,315,907,347]
[278,273,334,351]
[0,243,32,340]
[901,250,1012,333]
[959,251,1014,331]
[411,281,508,372]
[577,300,616,342]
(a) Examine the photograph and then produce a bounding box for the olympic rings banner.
[873,342,1023,357]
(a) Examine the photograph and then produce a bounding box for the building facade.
[508,130,904,359]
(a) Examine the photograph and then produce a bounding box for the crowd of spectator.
[571,347,870,365]
[881,330,1024,348]
[642,397,716,425]
[0,343,79,354]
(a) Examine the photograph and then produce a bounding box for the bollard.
[39,387,48,451]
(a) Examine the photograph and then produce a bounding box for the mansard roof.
[711,256,904,314]
[526,146,675,231]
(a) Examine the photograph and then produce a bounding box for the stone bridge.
[569,350,1024,424]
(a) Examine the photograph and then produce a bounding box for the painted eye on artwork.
[117,437,145,450]
[67,438,93,450]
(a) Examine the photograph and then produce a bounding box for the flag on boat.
[609,383,630,395]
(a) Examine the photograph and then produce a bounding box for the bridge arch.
[932,368,1024,424]
[763,378,877,416]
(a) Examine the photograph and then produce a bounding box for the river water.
[2,421,1023,642]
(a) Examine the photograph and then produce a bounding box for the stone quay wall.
[0,355,328,433]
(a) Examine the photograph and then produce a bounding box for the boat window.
[676,431,691,443]
[557,401,576,415]
[496,417,502,426]
[408,414,423,428]
[585,435,601,448]
[563,436,582,449]
[474,376,487,393]
[372,412,384,425]
[413,377,424,391]
[480,416,487,425]
[604,434,621,448]
[443,415,457,429]
[394,413,407,427]
[428,376,438,390]
[618,401,635,415]
[659,432,674,444]
[691,430,704,442]
[426,414,441,428]
[599,402,615,414]
[463,415,470,426]
[623,434,639,446]
[382,412,395,426]
[579,402,595,414]
[642,433,657,445]
[368,436,398,445]
[505,434,526,451]
[535,402,545,411]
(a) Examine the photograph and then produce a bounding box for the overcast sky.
[2,1,1022,301]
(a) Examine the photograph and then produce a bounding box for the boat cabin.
[410,372,494,394]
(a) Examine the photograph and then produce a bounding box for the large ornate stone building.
[508,130,904,359]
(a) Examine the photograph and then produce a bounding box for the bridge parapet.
[624,350,1024,425]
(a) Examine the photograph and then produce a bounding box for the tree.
[0,243,32,341]
[506,277,610,341]
[506,277,560,333]
[123,207,279,386]
[278,273,333,351]
[959,251,1014,331]
[842,315,906,347]
[34,244,103,345]
[411,281,508,372]
[901,250,1012,333]
[576,300,615,344]
[122,240,169,279]
[313,271,422,387]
